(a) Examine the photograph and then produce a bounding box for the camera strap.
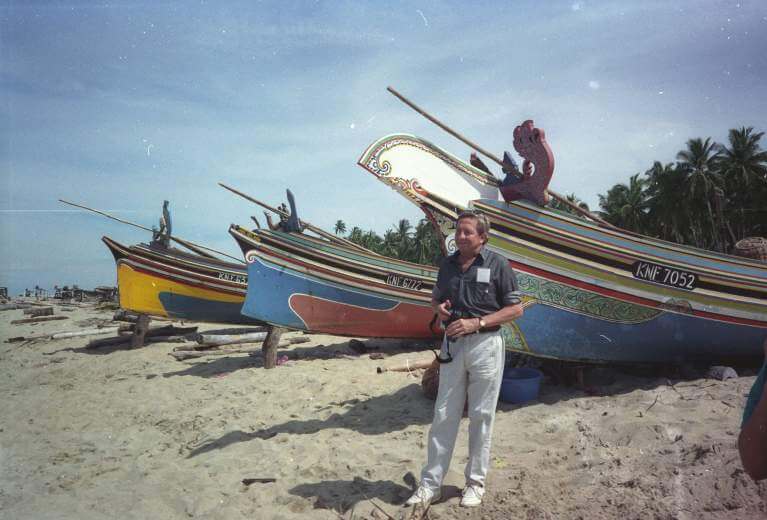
[428,313,454,364]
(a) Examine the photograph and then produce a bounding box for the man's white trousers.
[420,330,505,490]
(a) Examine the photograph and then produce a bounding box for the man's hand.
[434,299,452,322]
[446,318,480,338]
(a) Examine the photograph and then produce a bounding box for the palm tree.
[676,137,723,248]
[644,161,688,243]
[334,220,347,236]
[598,174,648,232]
[718,127,767,239]
[413,218,442,265]
[347,226,363,244]
[360,230,383,252]
[394,219,413,260]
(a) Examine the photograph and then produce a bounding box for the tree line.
[592,126,766,252]
[334,218,443,266]
[334,126,766,263]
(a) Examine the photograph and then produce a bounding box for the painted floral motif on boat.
[500,322,529,352]
[517,272,661,324]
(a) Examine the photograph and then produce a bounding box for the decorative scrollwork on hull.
[361,137,500,186]
[366,156,391,176]
[444,234,457,255]
[244,250,259,264]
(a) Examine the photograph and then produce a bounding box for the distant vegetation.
[336,218,443,266]
[336,126,767,262]
[582,126,765,252]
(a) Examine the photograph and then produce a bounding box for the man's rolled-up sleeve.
[499,261,522,306]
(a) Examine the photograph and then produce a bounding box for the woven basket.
[733,237,767,262]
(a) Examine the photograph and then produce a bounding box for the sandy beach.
[1,300,765,519]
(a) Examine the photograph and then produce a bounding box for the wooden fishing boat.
[358,130,767,363]
[228,225,440,339]
[102,236,261,324]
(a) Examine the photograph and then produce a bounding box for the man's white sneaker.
[460,484,485,507]
[405,485,441,506]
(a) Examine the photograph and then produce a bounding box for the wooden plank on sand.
[11,315,69,325]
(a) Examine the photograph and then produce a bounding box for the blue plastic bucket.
[500,367,543,404]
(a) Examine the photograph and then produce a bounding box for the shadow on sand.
[186,383,430,458]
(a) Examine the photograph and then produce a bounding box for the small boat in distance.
[102,235,261,324]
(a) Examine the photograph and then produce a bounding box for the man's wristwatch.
[478,318,486,332]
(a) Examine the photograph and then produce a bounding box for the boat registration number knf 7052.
[631,261,697,290]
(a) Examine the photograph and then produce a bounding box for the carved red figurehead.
[499,120,554,206]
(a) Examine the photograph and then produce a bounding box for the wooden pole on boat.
[386,86,618,230]
[58,199,245,263]
[217,183,374,253]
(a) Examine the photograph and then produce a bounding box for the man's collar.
[449,245,488,264]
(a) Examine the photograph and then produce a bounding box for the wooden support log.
[194,331,268,347]
[113,309,173,323]
[50,327,121,340]
[376,357,435,373]
[86,335,133,349]
[130,314,151,348]
[11,315,69,325]
[23,306,54,317]
[86,332,192,349]
[145,325,198,338]
[195,327,268,337]
[85,325,196,349]
[169,338,296,361]
[172,336,309,352]
[144,335,188,344]
[113,309,138,322]
[262,326,285,369]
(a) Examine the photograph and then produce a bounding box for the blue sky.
[1,1,766,295]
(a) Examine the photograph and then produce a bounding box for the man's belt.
[479,325,501,333]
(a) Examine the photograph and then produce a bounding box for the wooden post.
[130,314,151,349]
[262,326,285,369]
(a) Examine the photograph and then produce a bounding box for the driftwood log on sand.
[113,309,172,323]
[194,331,269,347]
[5,325,132,343]
[169,336,309,361]
[86,324,198,349]
[11,315,69,325]
[376,357,435,374]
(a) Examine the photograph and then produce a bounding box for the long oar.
[218,183,375,254]
[58,199,245,264]
[386,86,618,230]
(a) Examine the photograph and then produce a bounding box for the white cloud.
[589,80,600,90]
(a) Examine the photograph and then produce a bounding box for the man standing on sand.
[738,337,767,481]
[406,211,524,508]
